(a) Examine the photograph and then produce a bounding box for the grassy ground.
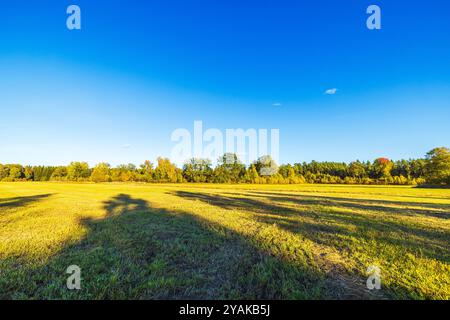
[0,182,449,300]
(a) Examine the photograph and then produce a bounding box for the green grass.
[0,182,449,299]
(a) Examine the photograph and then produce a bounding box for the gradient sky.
[1,0,449,166]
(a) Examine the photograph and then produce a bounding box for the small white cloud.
[273,102,282,107]
[325,88,338,95]
[121,144,131,149]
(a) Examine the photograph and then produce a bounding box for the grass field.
[0,182,449,300]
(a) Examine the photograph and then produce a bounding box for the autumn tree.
[154,157,183,183]
[372,158,393,182]
[90,163,111,183]
[244,164,260,183]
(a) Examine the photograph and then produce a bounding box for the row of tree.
[1,147,449,186]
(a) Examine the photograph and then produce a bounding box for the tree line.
[1,147,449,186]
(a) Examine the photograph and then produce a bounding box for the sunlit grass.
[0,182,449,299]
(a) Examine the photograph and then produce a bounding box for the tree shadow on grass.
[1,193,367,300]
[174,190,450,219]
[0,194,54,210]
[248,191,450,219]
[171,190,450,299]
[246,192,450,258]
[173,191,449,260]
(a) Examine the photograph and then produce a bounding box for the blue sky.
[1,0,449,166]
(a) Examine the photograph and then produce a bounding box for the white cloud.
[121,144,131,149]
[272,102,282,107]
[325,88,338,95]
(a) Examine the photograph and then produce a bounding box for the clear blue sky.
[1,0,449,166]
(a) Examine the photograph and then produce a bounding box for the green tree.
[183,158,213,183]
[213,153,246,183]
[113,164,137,182]
[90,163,111,183]
[139,160,154,182]
[51,167,68,181]
[9,165,24,181]
[425,147,450,185]
[0,164,10,181]
[349,161,366,179]
[410,159,426,179]
[254,155,278,177]
[24,166,34,181]
[67,162,90,181]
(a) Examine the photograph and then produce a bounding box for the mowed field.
[0,182,449,300]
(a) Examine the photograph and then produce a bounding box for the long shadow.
[102,193,149,216]
[415,185,450,190]
[0,194,54,210]
[174,191,321,219]
[247,191,450,218]
[172,190,450,299]
[251,187,450,201]
[1,193,370,300]
[172,191,450,266]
